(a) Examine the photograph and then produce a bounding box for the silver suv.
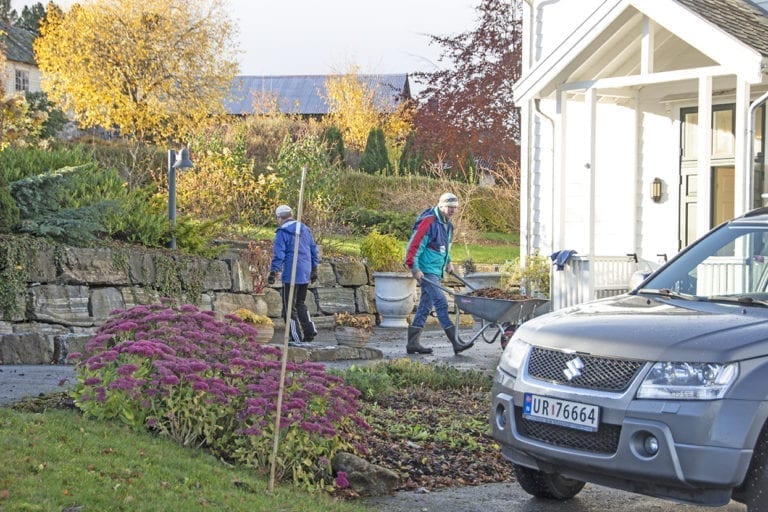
[491,208,768,510]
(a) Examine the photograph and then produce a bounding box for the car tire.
[513,464,585,500]
[740,433,768,511]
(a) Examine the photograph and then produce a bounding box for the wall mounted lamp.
[651,177,663,203]
[168,147,194,249]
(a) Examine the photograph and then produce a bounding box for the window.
[14,70,29,92]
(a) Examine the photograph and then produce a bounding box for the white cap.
[438,192,459,207]
[275,205,292,217]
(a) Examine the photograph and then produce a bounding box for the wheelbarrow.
[428,272,549,349]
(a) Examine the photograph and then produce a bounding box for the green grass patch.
[0,408,368,512]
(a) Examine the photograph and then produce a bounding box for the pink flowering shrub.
[68,303,369,490]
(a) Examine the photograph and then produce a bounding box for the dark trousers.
[280,283,317,342]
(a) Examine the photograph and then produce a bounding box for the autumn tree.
[34,0,239,146]
[324,67,414,163]
[412,0,523,175]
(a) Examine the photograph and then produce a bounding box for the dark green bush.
[398,130,425,174]
[359,126,390,174]
[341,206,412,239]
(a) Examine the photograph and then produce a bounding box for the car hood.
[518,294,768,362]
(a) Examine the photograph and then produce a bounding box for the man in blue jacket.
[267,205,319,344]
[404,192,473,355]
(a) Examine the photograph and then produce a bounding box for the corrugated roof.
[0,21,35,65]
[674,0,768,56]
[224,74,411,115]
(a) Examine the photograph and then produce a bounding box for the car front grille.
[514,407,621,454]
[527,347,644,391]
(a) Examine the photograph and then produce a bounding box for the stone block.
[89,287,126,322]
[0,332,54,364]
[202,259,232,291]
[226,258,253,293]
[316,287,356,315]
[29,284,93,326]
[333,259,368,286]
[127,250,156,286]
[120,286,162,309]
[58,247,130,285]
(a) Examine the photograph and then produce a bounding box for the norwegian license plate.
[523,393,600,432]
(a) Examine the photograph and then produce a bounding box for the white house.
[516,0,768,308]
[0,21,41,95]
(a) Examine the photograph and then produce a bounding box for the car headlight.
[499,338,530,377]
[636,362,738,400]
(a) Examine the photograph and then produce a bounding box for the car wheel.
[740,433,768,511]
[513,464,585,500]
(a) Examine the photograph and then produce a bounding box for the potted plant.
[333,311,374,347]
[232,308,274,343]
[360,230,416,328]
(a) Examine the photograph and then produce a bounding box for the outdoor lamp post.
[168,147,194,249]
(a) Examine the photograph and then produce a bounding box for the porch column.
[697,76,713,238]
[735,77,750,215]
[586,87,597,299]
[555,88,567,251]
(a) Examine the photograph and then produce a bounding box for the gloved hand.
[310,267,318,283]
[267,271,276,285]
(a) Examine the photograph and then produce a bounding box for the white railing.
[551,255,641,310]
[696,256,748,295]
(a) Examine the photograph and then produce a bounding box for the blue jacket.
[270,220,319,284]
[405,206,453,277]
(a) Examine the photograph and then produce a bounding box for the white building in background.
[516,0,768,308]
[0,21,40,96]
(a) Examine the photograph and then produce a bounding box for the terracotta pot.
[334,326,372,347]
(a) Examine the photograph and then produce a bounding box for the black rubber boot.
[445,325,473,354]
[406,326,432,354]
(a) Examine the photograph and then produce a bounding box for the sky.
[11,0,479,77]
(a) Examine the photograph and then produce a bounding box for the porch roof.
[514,0,768,102]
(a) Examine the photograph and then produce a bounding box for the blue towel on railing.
[550,249,577,270]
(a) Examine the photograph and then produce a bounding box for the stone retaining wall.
[0,240,495,365]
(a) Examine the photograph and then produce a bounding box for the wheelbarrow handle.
[420,276,457,296]
[449,270,476,290]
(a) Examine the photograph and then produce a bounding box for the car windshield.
[641,220,768,301]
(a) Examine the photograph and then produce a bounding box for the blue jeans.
[412,274,453,329]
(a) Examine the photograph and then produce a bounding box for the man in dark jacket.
[404,192,473,355]
[268,205,319,344]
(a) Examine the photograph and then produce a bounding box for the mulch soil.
[355,386,515,493]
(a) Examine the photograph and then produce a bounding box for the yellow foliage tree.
[324,67,413,156]
[33,0,239,145]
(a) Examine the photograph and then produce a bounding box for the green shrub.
[359,126,390,174]
[462,186,517,233]
[0,145,94,183]
[333,359,491,403]
[359,229,405,272]
[501,251,551,297]
[321,125,345,167]
[398,130,424,175]
[341,207,412,239]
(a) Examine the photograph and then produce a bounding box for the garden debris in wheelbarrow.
[466,287,531,301]
[453,288,549,349]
